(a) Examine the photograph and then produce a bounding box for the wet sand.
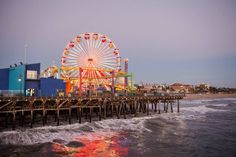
[184,93,236,100]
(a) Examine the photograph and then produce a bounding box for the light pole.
[18,74,22,96]
[24,44,28,64]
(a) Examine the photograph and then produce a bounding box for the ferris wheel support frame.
[111,70,115,95]
[59,32,134,97]
[77,67,115,97]
[79,67,83,97]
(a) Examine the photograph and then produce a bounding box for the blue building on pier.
[0,68,9,91]
[0,63,65,97]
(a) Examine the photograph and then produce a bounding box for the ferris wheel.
[61,32,121,85]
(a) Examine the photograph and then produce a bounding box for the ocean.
[0,98,236,157]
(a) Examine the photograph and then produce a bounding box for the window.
[27,70,37,79]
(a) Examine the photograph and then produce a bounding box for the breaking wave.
[0,116,153,145]
[0,98,234,145]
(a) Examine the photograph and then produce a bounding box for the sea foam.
[0,115,153,145]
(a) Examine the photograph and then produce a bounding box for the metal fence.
[0,90,24,97]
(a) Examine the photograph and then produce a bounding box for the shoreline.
[184,93,236,100]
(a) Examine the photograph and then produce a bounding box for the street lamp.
[18,74,22,96]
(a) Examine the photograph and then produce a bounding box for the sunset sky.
[0,0,236,87]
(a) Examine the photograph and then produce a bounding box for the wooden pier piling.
[0,94,184,130]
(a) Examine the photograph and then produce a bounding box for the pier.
[0,94,184,130]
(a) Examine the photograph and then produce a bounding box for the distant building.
[134,83,166,94]
[194,83,210,93]
[195,83,210,89]
[170,83,194,93]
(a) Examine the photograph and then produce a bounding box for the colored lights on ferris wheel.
[61,32,121,79]
[84,33,90,40]
[101,35,107,43]
[114,48,119,55]
[109,41,114,48]
[63,51,69,55]
[93,33,99,40]
[68,41,75,48]
[76,36,82,42]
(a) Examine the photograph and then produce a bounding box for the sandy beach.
[184,93,236,100]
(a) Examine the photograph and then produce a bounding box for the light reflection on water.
[51,132,128,157]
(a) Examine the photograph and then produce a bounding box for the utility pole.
[24,44,28,64]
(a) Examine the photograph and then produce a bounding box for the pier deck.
[0,95,184,130]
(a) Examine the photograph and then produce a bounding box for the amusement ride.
[41,32,133,96]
